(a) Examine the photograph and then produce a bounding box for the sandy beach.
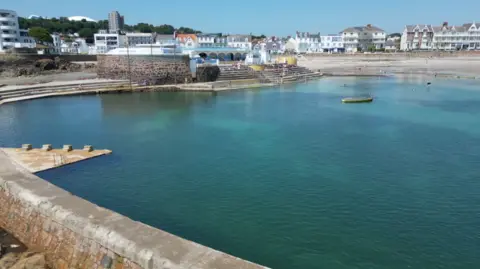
[298,55,480,79]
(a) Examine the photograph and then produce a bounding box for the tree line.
[19,17,202,43]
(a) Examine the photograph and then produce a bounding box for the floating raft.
[1,144,112,173]
[341,96,374,103]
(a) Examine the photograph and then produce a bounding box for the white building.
[94,30,125,54]
[320,35,344,53]
[400,24,434,50]
[197,33,227,48]
[175,34,197,48]
[401,22,480,51]
[0,9,36,52]
[227,34,252,49]
[289,32,321,53]
[126,33,155,46]
[340,24,386,52]
[432,22,480,50]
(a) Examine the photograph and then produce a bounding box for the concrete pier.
[0,145,112,173]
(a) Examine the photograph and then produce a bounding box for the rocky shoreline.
[0,57,95,78]
[0,228,50,269]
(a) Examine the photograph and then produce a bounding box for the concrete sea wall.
[0,150,268,269]
[97,55,192,85]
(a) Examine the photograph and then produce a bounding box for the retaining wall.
[97,55,192,85]
[0,150,268,269]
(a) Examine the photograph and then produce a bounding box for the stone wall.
[0,150,268,269]
[97,55,192,85]
[195,66,220,82]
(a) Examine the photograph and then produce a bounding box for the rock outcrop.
[0,252,49,269]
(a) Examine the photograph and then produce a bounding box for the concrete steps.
[216,66,257,81]
[0,81,129,100]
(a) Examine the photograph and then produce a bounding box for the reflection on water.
[1,77,480,269]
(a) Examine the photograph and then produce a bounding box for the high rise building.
[108,11,124,33]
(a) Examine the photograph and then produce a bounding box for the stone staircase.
[216,65,258,81]
[259,65,322,83]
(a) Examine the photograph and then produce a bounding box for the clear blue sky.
[4,0,479,36]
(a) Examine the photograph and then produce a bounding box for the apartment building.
[401,22,480,51]
[108,11,124,33]
[340,24,386,52]
[94,30,125,54]
[432,22,480,50]
[0,9,36,52]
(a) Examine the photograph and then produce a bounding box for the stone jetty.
[0,144,112,173]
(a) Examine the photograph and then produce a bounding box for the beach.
[298,55,480,78]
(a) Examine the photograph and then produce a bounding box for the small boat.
[341,96,374,103]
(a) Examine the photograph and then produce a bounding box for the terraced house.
[401,22,480,51]
[432,22,480,50]
[400,24,434,50]
[340,24,386,52]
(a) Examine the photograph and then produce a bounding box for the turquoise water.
[1,77,479,269]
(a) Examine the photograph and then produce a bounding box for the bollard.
[62,145,73,152]
[83,145,94,152]
[41,144,52,151]
[21,144,32,151]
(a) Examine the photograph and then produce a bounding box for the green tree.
[78,28,94,39]
[367,45,376,52]
[29,27,53,43]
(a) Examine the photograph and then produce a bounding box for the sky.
[4,1,479,36]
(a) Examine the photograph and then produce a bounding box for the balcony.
[1,33,17,38]
[0,25,15,30]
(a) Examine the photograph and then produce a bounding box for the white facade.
[60,38,90,54]
[401,22,480,51]
[320,35,344,52]
[197,34,227,48]
[126,33,155,46]
[0,9,36,52]
[341,24,386,52]
[400,25,434,50]
[94,31,125,54]
[227,35,252,49]
[432,22,480,50]
[291,32,321,53]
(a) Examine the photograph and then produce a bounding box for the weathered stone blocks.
[97,55,192,85]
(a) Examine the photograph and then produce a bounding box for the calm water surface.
[1,77,479,269]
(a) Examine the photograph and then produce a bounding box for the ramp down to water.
[1,144,111,173]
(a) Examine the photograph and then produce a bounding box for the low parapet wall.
[0,150,268,269]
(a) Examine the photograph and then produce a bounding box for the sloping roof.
[405,24,433,32]
[227,34,251,39]
[432,24,467,33]
[197,33,221,38]
[341,25,384,33]
[176,34,197,42]
[463,22,480,29]
[296,32,320,38]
